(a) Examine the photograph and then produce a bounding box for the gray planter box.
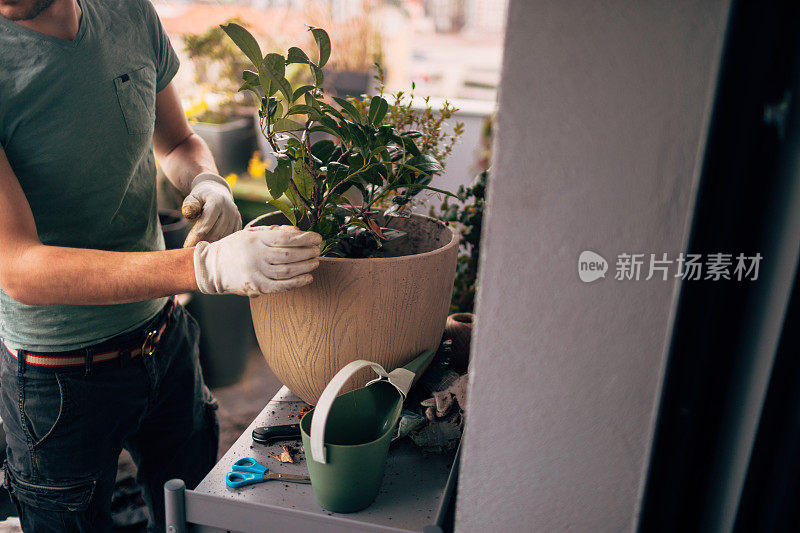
[192,116,256,176]
[158,208,188,250]
[324,69,374,98]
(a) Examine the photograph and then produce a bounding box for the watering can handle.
[310,360,396,464]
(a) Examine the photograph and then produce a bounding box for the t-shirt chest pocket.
[114,66,156,135]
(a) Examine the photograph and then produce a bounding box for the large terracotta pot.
[247,212,458,404]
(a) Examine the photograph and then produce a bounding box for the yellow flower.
[248,151,266,178]
[225,173,238,188]
[184,99,209,123]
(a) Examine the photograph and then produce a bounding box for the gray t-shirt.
[0,0,179,351]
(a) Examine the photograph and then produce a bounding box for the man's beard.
[4,0,56,21]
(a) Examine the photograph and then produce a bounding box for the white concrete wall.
[456,1,730,531]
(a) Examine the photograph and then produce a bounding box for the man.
[0,0,320,530]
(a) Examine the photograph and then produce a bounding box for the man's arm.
[153,82,242,246]
[152,82,216,195]
[0,148,320,305]
[0,83,202,306]
[0,148,198,306]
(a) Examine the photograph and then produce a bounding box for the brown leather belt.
[3,297,176,369]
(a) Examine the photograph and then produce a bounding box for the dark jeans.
[0,302,219,532]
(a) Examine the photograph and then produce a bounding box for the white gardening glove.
[194,225,322,297]
[182,172,243,247]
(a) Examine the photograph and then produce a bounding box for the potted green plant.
[183,21,257,175]
[221,23,461,403]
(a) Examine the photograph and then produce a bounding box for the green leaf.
[347,218,368,230]
[326,161,350,188]
[285,104,316,117]
[265,157,291,199]
[395,183,458,199]
[292,163,314,199]
[287,47,311,64]
[257,58,275,97]
[310,64,324,86]
[220,23,262,67]
[240,70,260,91]
[293,85,315,102]
[319,102,345,122]
[327,193,356,210]
[263,53,285,77]
[311,139,335,163]
[272,118,305,132]
[268,199,297,225]
[344,121,368,150]
[305,93,323,116]
[393,134,421,156]
[309,124,340,138]
[318,114,341,133]
[260,54,293,102]
[345,155,381,186]
[239,85,261,103]
[385,145,403,161]
[368,146,390,162]
[311,216,337,241]
[368,96,389,125]
[348,153,365,173]
[333,97,362,123]
[308,26,331,68]
[284,137,304,159]
[361,166,384,187]
[335,179,367,198]
[268,99,283,122]
[405,154,443,175]
[401,130,423,139]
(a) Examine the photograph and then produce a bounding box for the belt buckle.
[141,329,158,357]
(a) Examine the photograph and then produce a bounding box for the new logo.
[578,251,608,283]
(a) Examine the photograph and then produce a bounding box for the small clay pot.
[445,313,475,372]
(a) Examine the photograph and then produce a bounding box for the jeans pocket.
[4,462,96,513]
[114,65,156,135]
[21,373,69,449]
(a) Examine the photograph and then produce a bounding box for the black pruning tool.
[251,423,301,445]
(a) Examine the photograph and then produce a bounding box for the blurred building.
[464,0,507,35]
[423,0,507,34]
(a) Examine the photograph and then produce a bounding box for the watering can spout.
[384,349,435,397]
[402,349,435,376]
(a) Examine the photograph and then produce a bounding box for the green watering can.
[300,350,434,513]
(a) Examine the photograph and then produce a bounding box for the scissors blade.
[263,472,311,484]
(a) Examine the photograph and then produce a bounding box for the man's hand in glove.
[194,225,322,297]
[182,172,242,247]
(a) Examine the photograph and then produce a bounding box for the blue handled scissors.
[226,457,311,488]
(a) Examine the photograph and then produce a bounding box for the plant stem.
[261,117,314,218]
[336,149,352,163]
[302,119,322,224]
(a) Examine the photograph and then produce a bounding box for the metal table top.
[193,386,456,532]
